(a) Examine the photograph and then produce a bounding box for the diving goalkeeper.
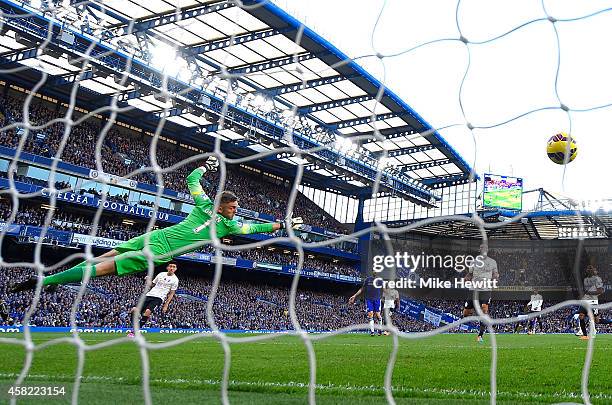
[11,157,303,292]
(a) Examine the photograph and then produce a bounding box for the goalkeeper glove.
[280,217,304,230]
[201,156,219,173]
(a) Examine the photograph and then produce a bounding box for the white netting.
[0,1,610,404]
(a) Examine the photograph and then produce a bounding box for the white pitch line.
[0,373,609,400]
[6,337,612,350]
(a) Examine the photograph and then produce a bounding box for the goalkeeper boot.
[9,277,38,293]
[476,336,484,343]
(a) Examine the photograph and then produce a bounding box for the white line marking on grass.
[0,373,609,401]
[9,337,612,351]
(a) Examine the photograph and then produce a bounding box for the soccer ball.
[546,132,577,165]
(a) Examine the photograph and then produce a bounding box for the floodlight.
[253,94,265,108]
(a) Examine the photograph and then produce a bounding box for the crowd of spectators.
[80,187,129,204]
[0,94,347,234]
[419,298,611,334]
[0,199,359,277]
[1,267,412,331]
[195,245,358,277]
[137,200,183,216]
[0,168,358,256]
[396,243,610,288]
[0,199,144,240]
[0,170,71,191]
[0,167,358,254]
[487,249,576,287]
[2,268,608,333]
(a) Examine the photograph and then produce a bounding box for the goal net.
[0,1,610,404]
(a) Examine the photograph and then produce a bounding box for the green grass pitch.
[0,333,609,404]
[484,188,522,210]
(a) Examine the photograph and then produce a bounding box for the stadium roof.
[385,210,612,240]
[0,0,475,203]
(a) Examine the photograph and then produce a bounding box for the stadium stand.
[0,93,347,234]
[3,267,608,333]
[0,39,607,338]
[391,241,610,288]
[1,267,429,331]
[0,197,359,277]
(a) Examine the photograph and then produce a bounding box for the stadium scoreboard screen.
[483,174,523,211]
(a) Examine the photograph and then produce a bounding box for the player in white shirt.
[576,265,604,339]
[527,289,543,335]
[381,287,400,335]
[128,262,179,337]
[463,244,499,343]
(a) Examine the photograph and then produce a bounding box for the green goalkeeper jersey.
[161,167,276,255]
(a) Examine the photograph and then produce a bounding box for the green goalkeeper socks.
[42,262,97,286]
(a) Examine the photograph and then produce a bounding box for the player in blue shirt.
[349,274,383,336]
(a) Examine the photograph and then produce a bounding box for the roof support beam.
[371,144,436,158]
[51,69,97,86]
[77,1,130,24]
[298,95,373,114]
[264,74,350,97]
[216,51,317,76]
[183,27,285,57]
[0,47,39,66]
[153,107,192,118]
[589,215,610,237]
[329,112,402,130]
[527,218,542,240]
[400,158,452,172]
[546,215,562,229]
[421,174,472,188]
[108,0,236,34]
[116,89,146,102]
[355,125,421,143]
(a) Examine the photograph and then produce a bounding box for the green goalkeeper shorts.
[114,230,173,276]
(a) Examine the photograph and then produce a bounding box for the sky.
[274,0,612,206]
